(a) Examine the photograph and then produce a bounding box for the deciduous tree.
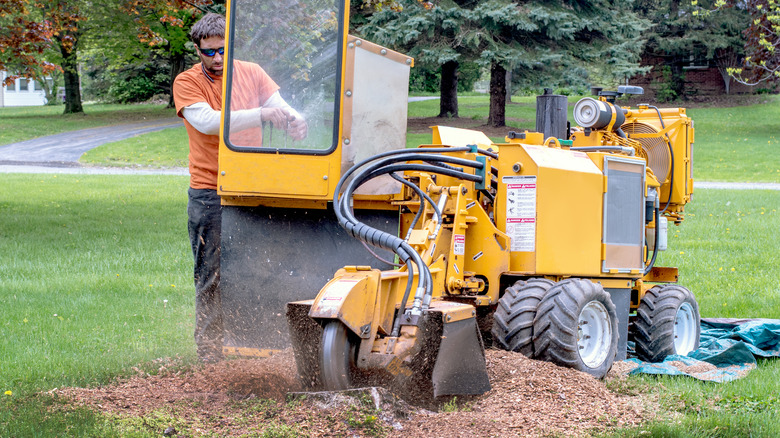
[640,0,748,100]
[711,0,780,86]
[0,0,57,86]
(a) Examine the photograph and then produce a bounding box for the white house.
[0,71,49,107]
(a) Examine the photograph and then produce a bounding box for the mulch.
[55,348,655,437]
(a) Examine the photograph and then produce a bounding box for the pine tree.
[361,0,648,126]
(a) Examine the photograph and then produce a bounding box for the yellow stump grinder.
[216,0,700,399]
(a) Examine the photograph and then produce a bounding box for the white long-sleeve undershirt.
[181,91,302,135]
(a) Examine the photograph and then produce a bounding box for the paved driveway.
[0,117,182,163]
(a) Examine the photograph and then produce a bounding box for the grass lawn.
[80,126,189,168]
[687,98,780,183]
[0,174,195,394]
[0,173,778,436]
[0,103,176,146]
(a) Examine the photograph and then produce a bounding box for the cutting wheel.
[319,321,359,391]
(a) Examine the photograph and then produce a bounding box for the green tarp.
[626,318,780,382]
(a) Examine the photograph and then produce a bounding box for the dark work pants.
[187,188,224,361]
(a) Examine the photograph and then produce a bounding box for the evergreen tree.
[362,0,648,126]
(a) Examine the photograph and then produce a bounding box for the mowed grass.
[0,174,195,398]
[688,96,780,183]
[1,98,779,436]
[80,126,189,168]
[604,188,780,437]
[0,103,176,146]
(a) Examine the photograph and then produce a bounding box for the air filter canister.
[573,97,624,130]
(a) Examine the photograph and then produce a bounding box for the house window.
[6,79,17,92]
[19,78,28,91]
[34,80,44,91]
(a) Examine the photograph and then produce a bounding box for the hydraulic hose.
[390,173,436,241]
[647,105,675,214]
[390,259,415,337]
[341,162,482,300]
[644,206,660,275]
[333,147,490,318]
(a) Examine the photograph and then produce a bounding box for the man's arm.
[181,91,306,140]
[182,102,261,135]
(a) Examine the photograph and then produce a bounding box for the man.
[173,12,307,362]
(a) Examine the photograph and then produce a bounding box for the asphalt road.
[0,117,183,169]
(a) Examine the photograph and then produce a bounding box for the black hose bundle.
[333,146,493,335]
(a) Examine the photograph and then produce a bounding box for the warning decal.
[453,234,466,255]
[504,176,537,252]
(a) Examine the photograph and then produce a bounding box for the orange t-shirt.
[173,60,279,189]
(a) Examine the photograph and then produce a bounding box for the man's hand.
[286,116,308,141]
[261,107,292,130]
[261,107,308,141]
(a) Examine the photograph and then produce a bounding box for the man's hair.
[190,13,225,46]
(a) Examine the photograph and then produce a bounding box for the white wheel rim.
[578,300,612,368]
[674,302,697,355]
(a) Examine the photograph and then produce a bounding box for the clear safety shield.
[224,0,343,153]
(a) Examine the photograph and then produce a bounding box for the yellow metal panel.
[497,144,603,277]
[495,144,538,272]
[219,153,333,197]
[536,165,603,276]
[218,0,351,201]
[309,269,381,338]
[428,300,476,323]
[462,198,510,302]
[431,126,493,147]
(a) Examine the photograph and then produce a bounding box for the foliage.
[409,62,481,93]
[639,0,749,97]
[655,65,682,102]
[710,0,780,86]
[82,49,174,103]
[0,0,58,85]
[361,0,648,125]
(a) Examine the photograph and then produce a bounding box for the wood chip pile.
[56,348,651,437]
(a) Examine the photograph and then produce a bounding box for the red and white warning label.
[453,234,466,255]
[503,175,537,252]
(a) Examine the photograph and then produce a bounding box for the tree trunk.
[505,69,513,103]
[58,34,83,114]
[670,61,686,100]
[488,62,506,127]
[438,60,459,118]
[168,51,188,108]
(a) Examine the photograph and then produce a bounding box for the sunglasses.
[199,46,224,57]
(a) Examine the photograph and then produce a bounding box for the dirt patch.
[55,348,652,437]
[407,116,529,139]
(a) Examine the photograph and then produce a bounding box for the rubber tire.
[634,284,701,362]
[319,321,358,391]
[491,278,554,357]
[533,279,619,379]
